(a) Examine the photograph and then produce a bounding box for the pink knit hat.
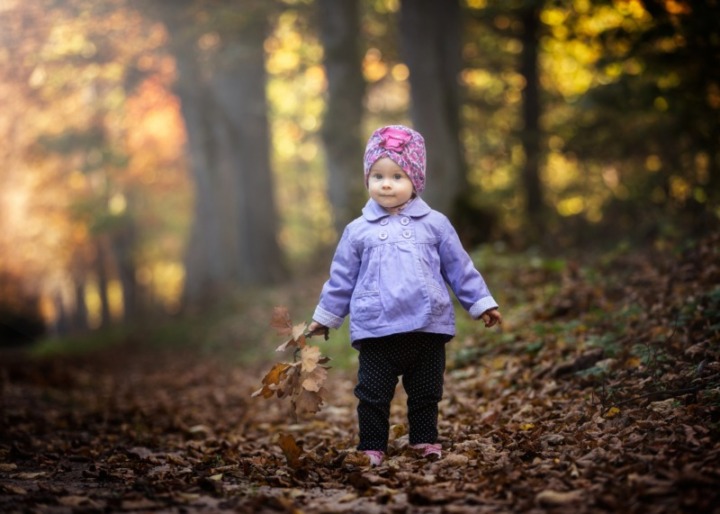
[363,125,426,195]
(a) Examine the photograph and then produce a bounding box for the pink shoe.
[363,450,384,467]
[411,443,442,460]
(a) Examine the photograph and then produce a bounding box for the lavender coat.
[312,198,498,346]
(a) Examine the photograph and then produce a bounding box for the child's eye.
[394,174,404,180]
[373,173,383,180]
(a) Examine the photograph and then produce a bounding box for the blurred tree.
[561,0,720,236]
[517,0,545,233]
[1,0,189,333]
[0,272,45,346]
[399,0,467,215]
[145,0,287,306]
[316,0,367,233]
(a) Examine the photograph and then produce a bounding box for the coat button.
[402,230,412,239]
[380,218,389,226]
[400,217,410,225]
[379,231,388,240]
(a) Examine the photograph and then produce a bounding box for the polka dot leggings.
[354,332,448,452]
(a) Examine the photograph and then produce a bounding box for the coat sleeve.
[312,227,361,328]
[437,217,498,319]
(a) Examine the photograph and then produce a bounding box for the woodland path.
[2,233,719,513]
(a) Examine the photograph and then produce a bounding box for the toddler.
[308,125,502,466]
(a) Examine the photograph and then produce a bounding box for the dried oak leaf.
[275,322,309,352]
[276,365,300,399]
[301,346,321,373]
[294,388,324,415]
[252,363,292,398]
[302,366,328,393]
[278,433,303,468]
[270,306,293,336]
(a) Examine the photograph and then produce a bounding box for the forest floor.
[2,231,720,513]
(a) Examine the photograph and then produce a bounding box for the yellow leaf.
[391,424,407,438]
[625,356,641,368]
[605,406,621,418]
[520,423,535,431]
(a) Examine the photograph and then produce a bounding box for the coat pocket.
[427,281,450,317]
[351,290,382,321]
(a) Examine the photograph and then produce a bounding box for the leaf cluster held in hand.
[252,306,331,418]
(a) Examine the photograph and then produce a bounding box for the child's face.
[367,157,414,212]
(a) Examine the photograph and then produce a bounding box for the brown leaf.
[270,306,292,336]
[294,388,324,415]
[252,362,293,398]
[302,366,328,392]
[292,322,308,348]
[276,365,299,399]
[59,495,104,508]
[275,337,296,353]
[536,489,584,506]
[301,345,321,373]
[275,322,308,352]
[278,433,303,468]
[1,484,27,495]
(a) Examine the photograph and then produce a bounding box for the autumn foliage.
[251,306,330,418]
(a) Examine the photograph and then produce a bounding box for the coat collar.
[361,197,432,222]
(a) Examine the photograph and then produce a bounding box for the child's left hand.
[480,308,502,328]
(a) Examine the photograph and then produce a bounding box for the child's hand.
[307,320,329,340]
[480,308,502,328]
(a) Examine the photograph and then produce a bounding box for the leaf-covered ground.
[2,232,720,513]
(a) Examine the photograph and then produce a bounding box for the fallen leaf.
[278,433,303,468]
[536,489,584,506]
[1,484,27,495]
[58,495,95,507]
[604,406,621,418]
[438,454,469,466]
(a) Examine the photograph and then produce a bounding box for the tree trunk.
[399,0,466,216]
[173,46,230,304]
[95,237,112,328]
[72,281,88,332]
[317,0,366,234]
[519,1,545,231]
[157,1,286,306]
[110,215,139,323]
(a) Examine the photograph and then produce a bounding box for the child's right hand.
[307,320,329,340]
